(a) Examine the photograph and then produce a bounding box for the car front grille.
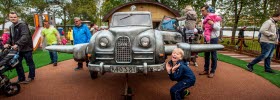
[115,36,131,63]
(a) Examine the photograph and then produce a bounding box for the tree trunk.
[212,0,217,8]
[1,19,5,32]
[63,9,67,36]
[262,0,268,23]
[231,0,243,45]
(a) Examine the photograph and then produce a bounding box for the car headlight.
[140,37,150,47]
[99,37,109,48]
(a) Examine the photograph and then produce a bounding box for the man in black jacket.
[235,26,248,48]
[4,12,35,83]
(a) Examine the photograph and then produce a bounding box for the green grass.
[4,49,73,79]
[199,53,280,88]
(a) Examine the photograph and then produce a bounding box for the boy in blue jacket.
[166,48,196,100]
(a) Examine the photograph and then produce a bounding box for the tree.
[100,0,127,17]
[0,0,22,31]
[71,0,98,23]
[52,1,72,32]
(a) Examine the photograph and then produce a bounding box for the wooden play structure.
[102,0,180,28]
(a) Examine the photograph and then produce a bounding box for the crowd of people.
[166,4,280,100]
[0,4,279,100]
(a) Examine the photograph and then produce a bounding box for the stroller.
[0,48,21,96]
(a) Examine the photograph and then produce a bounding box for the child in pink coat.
[1,28,10,45]
[203,14,222,43]
[61,36,68,45]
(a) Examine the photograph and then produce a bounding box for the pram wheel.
[3,83,20,96]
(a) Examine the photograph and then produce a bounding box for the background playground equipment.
[32,13,55,51]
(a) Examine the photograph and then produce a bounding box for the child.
[61,36,68,45]
[1,28,10,45]
[176,5,197,31]
[166,48,196,100]
[203,11,222,43]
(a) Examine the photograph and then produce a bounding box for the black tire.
[4,83,21,96]
[89,71,98,80]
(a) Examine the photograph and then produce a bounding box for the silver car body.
[46,11,224,78]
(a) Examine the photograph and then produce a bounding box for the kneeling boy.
[166,48,196,100]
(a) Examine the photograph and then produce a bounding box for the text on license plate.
[111,66,137,73]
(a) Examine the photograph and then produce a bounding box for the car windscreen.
[112,14,151,27]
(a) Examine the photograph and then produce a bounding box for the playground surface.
[0,57,280,100]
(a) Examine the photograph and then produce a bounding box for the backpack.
[161,19,177,31]
[258,32,261,43]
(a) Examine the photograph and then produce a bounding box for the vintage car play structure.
[46,11,224,99]
[46,11,224,78]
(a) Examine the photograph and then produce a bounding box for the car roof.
[113,11,151,15]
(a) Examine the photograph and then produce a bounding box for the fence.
[220,36,280,62]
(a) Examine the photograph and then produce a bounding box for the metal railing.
[220,36,280,62]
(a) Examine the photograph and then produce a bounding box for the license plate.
[111,66,137,73]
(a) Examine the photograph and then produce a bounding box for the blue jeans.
[204,38,218,73]
[248,42,275,71]
[16,51,36,81]
[170,80,193,100]
[49,50,58,63]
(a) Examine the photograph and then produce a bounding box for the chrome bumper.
[88,62,164,74]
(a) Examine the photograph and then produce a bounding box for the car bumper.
[88,62,164,74]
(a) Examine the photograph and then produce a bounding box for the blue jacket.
[168,60,196,86]
[73,24,92,45]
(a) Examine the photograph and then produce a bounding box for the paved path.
[218,50,280,71]
[0,57,280,100]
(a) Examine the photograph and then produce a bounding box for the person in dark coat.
[236,26,248,47]
[4,12,36,84]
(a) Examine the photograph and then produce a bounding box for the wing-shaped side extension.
[45,43,89,62]
[177,43,224,52]
[45,45,75,53]
[164,43,224,59]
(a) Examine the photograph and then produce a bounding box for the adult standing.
[41,20,61,66]
[235,26,248,48]
[73,17,92,70]
[199,5,221,78]
[246,12,280,73]
[4,12,36,83]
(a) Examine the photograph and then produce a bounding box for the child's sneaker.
[181,89,191,98]
[184,89,191,96]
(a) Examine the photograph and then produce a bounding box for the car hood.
[109,26,152,36]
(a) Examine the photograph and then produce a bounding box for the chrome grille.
[115,36,131,63]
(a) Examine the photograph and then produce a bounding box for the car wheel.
[89,71,98,80]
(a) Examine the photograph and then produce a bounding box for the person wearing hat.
[176,5,197,33]
[235,26,248,48]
